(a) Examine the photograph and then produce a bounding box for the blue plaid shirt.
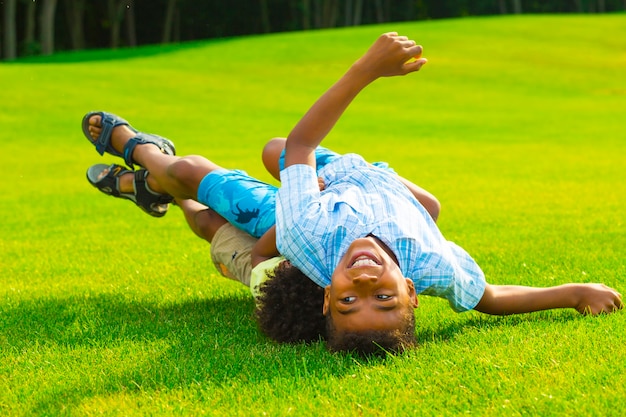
[276,154,486,312]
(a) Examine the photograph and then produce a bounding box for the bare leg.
[176,198,227,243]
[86,115,220,200]
[261,137,441,221]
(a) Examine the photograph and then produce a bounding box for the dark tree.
[2,0,17,60]
[39,0,58,56]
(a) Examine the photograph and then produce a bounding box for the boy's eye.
[341,296,356,303]
[376,294,392,300]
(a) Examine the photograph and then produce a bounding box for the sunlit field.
[1,14,625,416]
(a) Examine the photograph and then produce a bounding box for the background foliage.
[1,0,625,60]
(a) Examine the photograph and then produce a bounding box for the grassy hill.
[0,14,624,416]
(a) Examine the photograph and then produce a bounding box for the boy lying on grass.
[86,141,434,344]
[85,134,439,345]
[82,32,623,356]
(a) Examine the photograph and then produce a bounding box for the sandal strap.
[94,113,124,156]
[86,163,172,217]
[134,170,173,204]
[123,132,176,169]
[133,170,174,214]
[86,163,131,198]
[83,111,137,158]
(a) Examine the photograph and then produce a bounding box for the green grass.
[1,14,625,416]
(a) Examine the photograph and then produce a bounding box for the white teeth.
[352,257,378,267]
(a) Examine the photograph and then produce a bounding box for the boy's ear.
[322,285,331,316]
[406,278,419,308]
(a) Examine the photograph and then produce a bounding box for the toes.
[88,124,102,141]
[89,114,102,127]
[96,167,110,181]
[88,115,102,137]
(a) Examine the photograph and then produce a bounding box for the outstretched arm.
[284,32,427,170]
[475,283,623,316]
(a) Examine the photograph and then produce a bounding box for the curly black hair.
[255,262,417,356]
[325,305,417,357]
[254,261,326,343]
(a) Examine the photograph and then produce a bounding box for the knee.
[166,156,207,188]
[262,138,286,181]
[193,208,225,242]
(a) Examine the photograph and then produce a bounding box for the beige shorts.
[209,222,257,287]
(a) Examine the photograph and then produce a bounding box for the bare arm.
[284,32,427,170]
[396,175,440,222]
[263,137,440,220]
[251,226,280,267]
[475,283,623,316]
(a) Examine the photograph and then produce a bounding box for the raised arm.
[475,283,623,316]
[283,32,427,170]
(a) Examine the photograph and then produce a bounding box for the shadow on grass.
[2,294,585,413]
[0,293,353,414]
[414,310,581,346]
[5,38,236,64]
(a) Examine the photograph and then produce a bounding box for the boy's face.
[323,236,418,333]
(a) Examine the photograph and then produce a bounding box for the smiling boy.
[273,32,623,353]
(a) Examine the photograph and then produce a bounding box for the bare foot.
[95,165,134,194]
[87,115,137,155]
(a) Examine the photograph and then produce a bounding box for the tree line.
[2,0,624,61]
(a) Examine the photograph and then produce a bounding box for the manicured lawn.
[1,14,624,416]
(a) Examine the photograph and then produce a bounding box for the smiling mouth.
[349,253,381,268]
